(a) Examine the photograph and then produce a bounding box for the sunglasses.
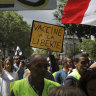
[81,61,89,65]
[15,58,20,60]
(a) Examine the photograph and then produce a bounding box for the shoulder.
[64,76,77,86]
[11,78,26,87]
[13,64,18,69]
[10,78,27,95]
[12,71,17,74]
[10,78,26,91]
[13,64,16,67]
[55,69,65,75]
[55,70,62,76]
[44,78,60,95]
[12,71,18,77]
[44,78,60,86]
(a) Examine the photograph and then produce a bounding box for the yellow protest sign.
[30,21,65,52]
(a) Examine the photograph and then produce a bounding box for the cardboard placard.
[30,21,65,52]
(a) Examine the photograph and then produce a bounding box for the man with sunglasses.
[13,55,24,80]
[64,53,89,86]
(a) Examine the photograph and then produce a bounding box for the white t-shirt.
[0,69,18,96]
[4,70,18,80]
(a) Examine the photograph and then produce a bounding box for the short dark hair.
[78,69,96,96]
[74,53,88,63]
[62,58,69,68]
[82,52,89,57]
[48,86,86,96]
[28,53,47,65]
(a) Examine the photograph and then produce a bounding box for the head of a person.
[56,58,62,65]
[64,57,74,68]
[82,52,89,57]
[14,55,20,65]
[28,53,48,79]
[62,59,70,72]
[48,86,86,96]
[82,52,93,67]
[74,53,89,74]
[4,56,14,72]
[78,69,96,96]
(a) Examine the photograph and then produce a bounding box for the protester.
[23,58,54,81]
[64,53,89,86]
[78,69,96,96]
[48,86,87,96]
[82,52,95,67]
[66,57,74,67]
[23,68,54,81]
[47,49,59,73]
[10,53,60,96]
[45,70,55,81]
[0,56,18,96]
[65,57,75,74]
[4,56,18,80]
[54,58,69,85]
[56,55,62,70]
[13,55,24,79]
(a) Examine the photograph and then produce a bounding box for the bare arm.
[16,62,23,73]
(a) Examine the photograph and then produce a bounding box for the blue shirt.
[14,64,24,80]
[55,69,67,85]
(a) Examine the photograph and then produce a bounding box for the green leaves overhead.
[0,11,32,58]
[54,0,96,38]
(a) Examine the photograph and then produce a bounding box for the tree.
[53,0,96,39]
[0,11,33,58]
[34,49,48,57]
[78,38,96,60]
[34,48,59,57]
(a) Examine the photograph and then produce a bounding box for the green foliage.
[34,48,48,57]
[0,11,33,58]
[33,48,60,57]
[78,39,96,60]
[54,0,96,39]
[68,47,80,58]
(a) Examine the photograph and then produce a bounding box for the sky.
[18,10,57,26]
[18,10,57,50]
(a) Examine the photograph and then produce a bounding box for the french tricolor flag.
[61,0,96,26]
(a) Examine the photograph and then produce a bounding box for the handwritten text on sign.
[30,21,64,52]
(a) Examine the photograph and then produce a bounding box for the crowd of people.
[0,50,96,96]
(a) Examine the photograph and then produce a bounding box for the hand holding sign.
[47,48,52,55]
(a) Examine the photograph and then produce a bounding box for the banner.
[30,21,65,52]
[61,0,96,26]
[0,0,57,10]
[15,46,22,56]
